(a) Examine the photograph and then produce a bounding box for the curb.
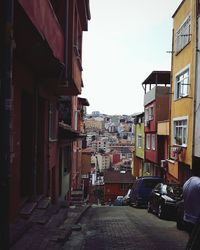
[63,205,91,242]
[73,204,91,225]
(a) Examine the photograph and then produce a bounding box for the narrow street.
[63,206,189,250]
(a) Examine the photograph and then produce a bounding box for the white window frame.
[74,110,78,130]
[146,134,150,150]
[175,15,191,53]
[149,106,154,120]
[174,65,190,100]
[145,107,149,122]
[151,134,156,150]
[173,116,188,146]
[137,134,142,148]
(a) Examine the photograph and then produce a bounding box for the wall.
[171,0,196,168]
[135,122,144,159]
[82,153,92,174]
[104,183,130,202]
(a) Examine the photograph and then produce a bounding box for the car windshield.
[163,185,182,198]
[143,179,162,189]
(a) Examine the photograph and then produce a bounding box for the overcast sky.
[81,0,182,115]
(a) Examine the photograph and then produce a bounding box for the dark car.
[176,199,186,230]
[129,176,163,208]
[147,183,183,219]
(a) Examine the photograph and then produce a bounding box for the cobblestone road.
[62,205,189,250]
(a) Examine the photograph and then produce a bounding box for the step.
[37,197,51,209]
[20,202,37,219]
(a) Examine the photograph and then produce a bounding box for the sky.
[81,0,183,116]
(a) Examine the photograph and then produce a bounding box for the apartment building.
[142,71,171,178]
[168,0,198,184]
[132,112,145,177]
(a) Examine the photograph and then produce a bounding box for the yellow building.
[84,118,104,130]
[168,0,197,184]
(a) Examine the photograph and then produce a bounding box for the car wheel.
[147,201,152,213]
[158,204,165,219]
[176,212,185,230]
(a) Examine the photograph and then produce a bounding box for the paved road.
[62,205,189,250]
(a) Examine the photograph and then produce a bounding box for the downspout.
[167,26,175,183]
[32,86,39,200]
[0,0,14,248]
[192,0,199,173]
[64,0,69,87]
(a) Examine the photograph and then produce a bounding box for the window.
[145,108,149,122]
[173,118,188,146]
[146,134,150,150]
[145,106,154,125]
[149,106,154,120]
[151,134,156,150]
[176,15,191,53]
[175,68,190,99]
[63,146,71,174]
[137,135,142,148]
[49,103,57,140]
[120,183,126,190]
[74,8,82,70]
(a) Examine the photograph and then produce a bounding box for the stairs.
[70,189,84,206]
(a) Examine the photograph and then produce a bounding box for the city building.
[4,0,90,222]
[142,71,171,178]
[168,0,198,184]
[132,112,145,177]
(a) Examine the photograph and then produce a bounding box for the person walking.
[183,174,200,235]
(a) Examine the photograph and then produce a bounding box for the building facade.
[2,0,90,222]
[168,0,197,184]
[142,71,171,178]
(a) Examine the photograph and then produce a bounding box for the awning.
[142,71,170,86]
[142,71,171,93]
[78,97,90,106]
[59,122,86,140]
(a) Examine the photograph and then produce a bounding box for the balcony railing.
[171,145,186,162]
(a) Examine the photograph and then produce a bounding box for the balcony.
[58,98,72,126]
[54,49,83,96]
[171,145,186,162]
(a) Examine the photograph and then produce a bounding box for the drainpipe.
[64,0,69,87]
[32,86,39,200]
[0,0,14,248]
[192,0,200,174]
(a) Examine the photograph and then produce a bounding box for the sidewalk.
[10,203,91,250]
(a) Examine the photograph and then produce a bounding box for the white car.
[122,189,131,205]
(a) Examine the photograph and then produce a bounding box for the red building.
[142,71,170,178]
[111,153,121,165]
[104,171,135,203]
[5,0,90,222]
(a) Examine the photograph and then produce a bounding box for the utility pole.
[0,0,14,249]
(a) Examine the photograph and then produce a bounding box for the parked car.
[113,196,124,206]
[122,189,131,206]
[147,183,183,219]
[130,176,163,208]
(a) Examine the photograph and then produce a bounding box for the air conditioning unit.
[161,160,166,168]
